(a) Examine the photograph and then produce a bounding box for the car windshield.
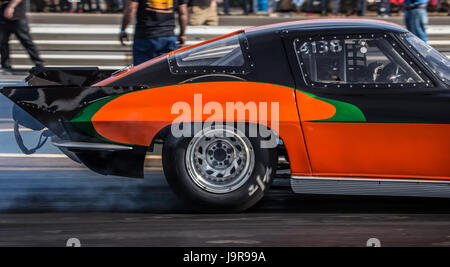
[404,33,450,85]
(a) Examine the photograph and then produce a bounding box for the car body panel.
[301,121,450,180]
[276,20,450,182]
[294,90,450,180]
[2,19,449,187]
[77,81,312,175]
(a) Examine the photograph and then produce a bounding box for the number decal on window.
[300,41,342,55]
[295,35,426,87]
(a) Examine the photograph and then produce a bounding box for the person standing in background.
[377,0,390,17]
[428,0,439,14]
[81,0,94,12]
[305,0,313,16]
[105,0,118,12]
[0,0,44,73]
[243,0,250,14]
[222,0,230,14]
[93,0,102,12]
[68,0,91,13]
[404,0,429,42]
[306,0,328,16]
[356,0,366,16]
[115,0,124,12]
[292,0,305,13]
[267,0,276,16]
[243,0,255,14]
[329,0,341,15]
[119,0,188,66]
[320,0,328,15]
[48,0,59,11]
[188,0,219,25]
[68,0,76,12]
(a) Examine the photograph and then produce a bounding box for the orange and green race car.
[2,19,450,212]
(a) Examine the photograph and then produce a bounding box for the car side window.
[169,33,253,75]
[294,34,430,89]
[176,35,244,67]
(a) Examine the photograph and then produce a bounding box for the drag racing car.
[2,19,450,212]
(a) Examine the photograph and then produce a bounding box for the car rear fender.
[1,85,147,178]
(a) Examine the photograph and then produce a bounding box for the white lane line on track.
[0,167,82,170]
[428,40,450,45]
[0,167,162,171]
[11,54,130,60]
[25,24,450,33]
[25,24,450,36]
[0,153,66,158]
[10,40,199,46]
[146,155,162,160]
[10,40,133,45]
[28,25,244,35]
[0,153,162,159]
[10,64,124,70]
[0,128,33,132]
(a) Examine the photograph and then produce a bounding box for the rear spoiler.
[2,81,147,178]
[26,67,115,87]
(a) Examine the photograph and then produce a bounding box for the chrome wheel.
[185,127,255,194]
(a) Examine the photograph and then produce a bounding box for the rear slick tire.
[162,125,277,212]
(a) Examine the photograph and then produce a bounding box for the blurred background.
[6,0,449,71]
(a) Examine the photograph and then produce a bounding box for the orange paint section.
[91,82,312,175]
[301,122,450,180]
[295,90,336,121]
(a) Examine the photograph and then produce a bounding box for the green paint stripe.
[70,82,366,148]
[297,90,366,122]
[71,95,138,146]
[72,96,121,123]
